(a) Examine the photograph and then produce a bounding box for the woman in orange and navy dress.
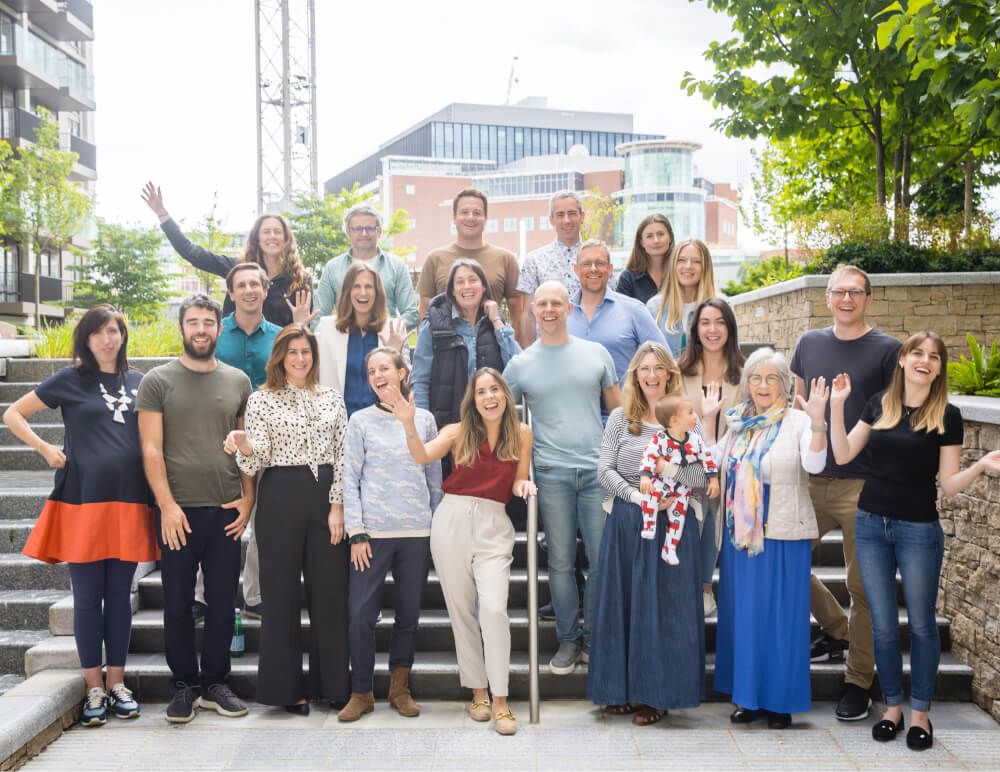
[3,305,158,727]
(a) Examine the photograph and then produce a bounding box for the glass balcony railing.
[1,18,94,101]
[61,56,94,101]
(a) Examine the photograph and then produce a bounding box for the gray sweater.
[343,405,443,538]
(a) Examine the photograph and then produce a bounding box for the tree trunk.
[872,109,887,207]
[31,241,40,330]
[892,142,904,241]
[898,135,912,243]
[963,156,975,242]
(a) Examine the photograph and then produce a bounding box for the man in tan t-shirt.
[416,188,524,336]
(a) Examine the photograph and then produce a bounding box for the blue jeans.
[855,510,944,712]
[535,465,605,647]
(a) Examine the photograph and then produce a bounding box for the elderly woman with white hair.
[712,347,830,729]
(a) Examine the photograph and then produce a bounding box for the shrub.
[948,333,1000,397]
[723,254,820,296]
[815,243,1000,275]
[31,316,182,359]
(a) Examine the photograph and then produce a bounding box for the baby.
[639,394,719,565]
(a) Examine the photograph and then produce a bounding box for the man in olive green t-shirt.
[136,294,254,723]
[416,188,525,339]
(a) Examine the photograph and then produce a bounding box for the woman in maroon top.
[383,367,534,736]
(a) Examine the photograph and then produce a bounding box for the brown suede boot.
[337,691,374,722]
[388,667,420,717]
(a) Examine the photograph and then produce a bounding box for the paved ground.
[22,700,1000,770]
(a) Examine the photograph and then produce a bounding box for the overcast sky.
[92,0,754,237]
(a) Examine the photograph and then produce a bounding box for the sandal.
[602,703,637,715]
[632,705,667,726]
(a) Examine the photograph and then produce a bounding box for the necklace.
[99,379,134,424]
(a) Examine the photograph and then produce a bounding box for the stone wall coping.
[950,395,1000,426]
[729,272,1000,305]
[0,669,83,764]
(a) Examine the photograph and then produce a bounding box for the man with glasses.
[517,191,586,345]
[790,264,900,721]
[567,240,667,385]
[316,204,419,328]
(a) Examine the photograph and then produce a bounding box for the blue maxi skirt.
[587,497,705,710]
[713,487,812,714]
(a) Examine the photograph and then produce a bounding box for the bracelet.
[810,422,828,433]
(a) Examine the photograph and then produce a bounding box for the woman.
[588,342,706,726]
[141,182,312,326]
[339,347,443,722]
[410,259,520,435]
[382,368,534,736]
[5,305,156,726]
[616,213,674,304]
[676,298,745,615]
[714,348,829,729]
[829,332,1000,751]
[315,262,407,417]
[647,238,719,356]
[224,324,349,714]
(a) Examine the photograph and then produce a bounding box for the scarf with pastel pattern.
[723,398,788,556]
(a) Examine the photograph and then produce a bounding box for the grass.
[30,317,182,359]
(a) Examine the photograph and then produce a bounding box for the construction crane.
[254,0,318,215]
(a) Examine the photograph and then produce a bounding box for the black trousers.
[255,465,349,706]
[157,506,241,689]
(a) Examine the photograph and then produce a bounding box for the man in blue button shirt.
[567,240,669,384]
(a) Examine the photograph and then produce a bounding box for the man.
[217,264,283,390]
[416,189,523,333]
[567,240,668,384]
[504,281,621,674]
[137,294,254,723]
[316,204,419,328]
[517,191,586,345]
[790,265,901,721]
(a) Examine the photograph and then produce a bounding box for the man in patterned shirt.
[517,190,585,345]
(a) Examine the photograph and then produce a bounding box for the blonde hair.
[622,342,681,435]
[873,331,948,434]
[452,369,522,467]
[653,238,717,332]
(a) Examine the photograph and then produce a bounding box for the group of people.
[5,184,998,750]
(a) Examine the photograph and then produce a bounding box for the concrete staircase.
[2,355,976,705]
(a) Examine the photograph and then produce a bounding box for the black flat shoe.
[872,715,904,742]
[906,720,933,751]
[329,699,347,711]
[730,707,759,724]
[286,702,310,716]
[765,711,791,729]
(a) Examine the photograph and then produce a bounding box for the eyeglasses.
[827,288,867,299]
[349,225,380,235]
[637,365,669,375]
[578,260,611,270]
[747,373,783,386]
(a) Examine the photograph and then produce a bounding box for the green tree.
[72,221,170,321]
[0,140,13,238]
[1,109,91,327]
[285,184,410,273]
[186,194,237,297]
[581,187,623,244]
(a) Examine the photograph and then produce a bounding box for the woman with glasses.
[588,342,707,727]
[141,182,314,326]
[647,238,720,357]
[616,214,674,305]
[714,348,829,729]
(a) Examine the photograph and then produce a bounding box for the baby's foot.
[662,548,680,566]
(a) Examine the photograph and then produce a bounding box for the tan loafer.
[468,698,491,722]
[494,709,518,735]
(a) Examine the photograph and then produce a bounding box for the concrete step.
[0,424,63,445]
[0,404,60,424]
[0,590,68,630]
[0,446,58,471]
[0,555,70,591]
[0,519,39,553]
[0,629,50,673]
[0,382,42,401]
[1,357,173,382]
[124,607,952,657]
[0,672,25,695]
[0,473,53,519]
[22,637,975,704]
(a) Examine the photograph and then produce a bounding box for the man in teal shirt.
[315,204,419,328]
[216,264,283,389]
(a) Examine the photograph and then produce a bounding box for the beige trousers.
[809,476,874,689]
[431,494,514,697]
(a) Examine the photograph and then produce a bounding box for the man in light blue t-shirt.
[504,281,620,675]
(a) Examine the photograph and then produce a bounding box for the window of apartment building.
[405,184,415,195]
[503,218,517,232]
[39,249,61,278]
[407,219,416,231]
[486,219,498,234]
[538,217,552,231]
[449,224,457,236]
[0,83,13,140]
[520,217,534,231]
[723,221,735,236]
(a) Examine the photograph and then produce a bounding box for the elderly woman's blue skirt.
[713,498,812,714]
[586,497,705,710]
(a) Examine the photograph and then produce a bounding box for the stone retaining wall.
[728,272,1000,358]
[940,396,1000,722]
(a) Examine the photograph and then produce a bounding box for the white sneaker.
[703,589,717,617]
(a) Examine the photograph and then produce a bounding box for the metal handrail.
[523,396,540,724]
